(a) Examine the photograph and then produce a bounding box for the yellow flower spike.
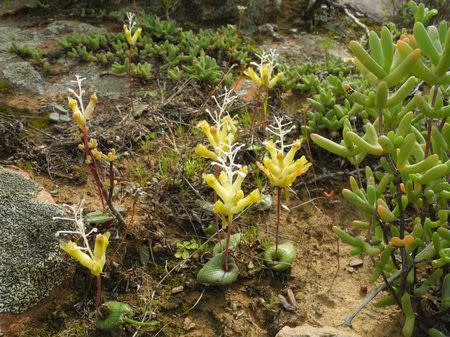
[204,162,262,217]
[123,25,142,46]
[195,144,218,161]
[106,149,117,162]
[88,138,98,149]
[91,148,106,161]
[84,93,97,121]
[258,117,312,188]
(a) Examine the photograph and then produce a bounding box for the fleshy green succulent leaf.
[349,40,387,79]
[96,301,134,330]
[310,133,354,157]
[212,233,241,255]
[197,253,239,285]
[369,243,393,283]
[401,293,415,337]
[413,22,440,65]
[264,242,296,271]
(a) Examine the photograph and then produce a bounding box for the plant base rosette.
[264,242,296,271]
[197,253,239,286]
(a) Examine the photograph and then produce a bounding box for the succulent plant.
[310,5,449,335]
[257,117,311,270]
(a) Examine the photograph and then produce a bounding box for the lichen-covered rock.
[0,167,71,315]
[276,325,361,337]
[1,61,44,94]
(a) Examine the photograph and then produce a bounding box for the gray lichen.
[0,167,73,314]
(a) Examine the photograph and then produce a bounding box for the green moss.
[0,79,9,90]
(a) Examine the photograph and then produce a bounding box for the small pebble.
[171,285,184,294]
[349,258,364,268]
[48,112,71,123]
[346,266,355,273]
[183,317,196,331]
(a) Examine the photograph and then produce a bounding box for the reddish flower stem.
[82,128,106,209]
[223,215,233,272]
[275,186,281,256]
[95,275,102,311]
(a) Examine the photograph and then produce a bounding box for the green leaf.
[86,210,114,224]
[213,233,241,255]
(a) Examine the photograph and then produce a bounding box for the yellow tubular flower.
[203,166,263,217]
[123,25,142,46]
[60,232,110,276]
[195,144,218,161]
[60,241,97,272]
[68,97,85,126]
[244,67,262,87]
[257,139,312,188]
[92,232,110,275]
[196,116,238,161]
[84,93,97,121]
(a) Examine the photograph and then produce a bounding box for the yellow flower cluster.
[68,93,97,128]
[203,166,263,216]
[60,232,110,276]
[195,116,237,161]
[123,25,142,46]
[244,51,283,90]
[257,139,311,188]
[244,65,282,89]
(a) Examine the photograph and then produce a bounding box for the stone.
[276,325,361,337]
[171,286,184,294]
[1,61,44,94]
[183,317,196,331]
[42,20,106,36]
[348,258,363,268]
[48,112,71,123]
[0,166,72,316]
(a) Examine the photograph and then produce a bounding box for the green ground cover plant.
[311,2,449,335]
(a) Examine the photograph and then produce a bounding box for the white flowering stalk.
[195,88,238,161]
[202,137,262,271]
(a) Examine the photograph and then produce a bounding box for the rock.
[1,61,44,94]
[276,325,361,337]
[346,266,355,273]
[0,167,72,317]
[48,112,71,123]
[171,286,184,294]
[43,20,106,36]
[349,258,363,268]
[183,317,196,331]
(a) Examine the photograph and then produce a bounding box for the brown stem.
[425,88,439,157]
[275,186,281,256]
[386,155,408,295]
[108,161,114,204]
[223,215,233,272]
[95,275,102,311]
